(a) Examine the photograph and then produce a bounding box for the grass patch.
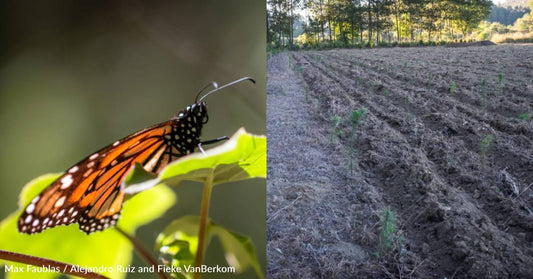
[491,31,533,44]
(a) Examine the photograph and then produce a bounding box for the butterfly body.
[18,102,208,234]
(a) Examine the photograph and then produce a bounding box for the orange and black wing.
[17,109,204,234]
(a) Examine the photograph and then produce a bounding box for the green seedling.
[481,134,494,162]
[330,115,343,143]
[350,108,366,128]
[347,147,359,175]
[450,82,457,94]
[375,207,401,258]
[518,113,531,121]
[349,108,366,141]
[380,207,396,252]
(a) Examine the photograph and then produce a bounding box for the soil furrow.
[302,50,533,184]
[268,45,533,278]
[267,52,390,278]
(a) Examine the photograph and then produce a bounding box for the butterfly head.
[173,101,209,125]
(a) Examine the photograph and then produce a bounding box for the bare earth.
[267,45,533,278]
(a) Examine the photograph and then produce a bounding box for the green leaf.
[0,174,176,279]
[156,216,200,279]
[123,128,266,194]
[156,216,263,279]
[160,128,266,185]
[211,223,264,279]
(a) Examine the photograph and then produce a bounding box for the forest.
[488,4,530,25]
[267,0,533,49]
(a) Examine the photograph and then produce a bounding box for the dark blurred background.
[0,0,265,278]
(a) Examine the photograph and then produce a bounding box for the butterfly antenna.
[198,77,255,102]
[194,81,219,103]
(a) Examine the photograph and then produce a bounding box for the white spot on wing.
[113,140,120,147]
[31,196,40,204]
[60,174,73,189]
[25,203,35,214]
[89,153,99,160]
[32,219,39,226]
[68,166,79,173]
[58,209,65,218]
[24,215,32,224]
[55,196,66,208]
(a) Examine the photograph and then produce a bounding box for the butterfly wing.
[18,116,200,234]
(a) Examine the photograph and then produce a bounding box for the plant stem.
[0,249,109,279]
[193,171,214,279]
[115,227,170,279]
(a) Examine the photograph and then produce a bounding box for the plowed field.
[267,45,533,278]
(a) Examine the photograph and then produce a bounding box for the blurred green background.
[0,0,266,278]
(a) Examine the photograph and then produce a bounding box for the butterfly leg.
[197,136,229,154]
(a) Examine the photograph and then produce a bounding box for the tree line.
[267,0,493,48]
[488,5,530,25]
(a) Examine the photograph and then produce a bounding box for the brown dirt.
[445,40,496,47]
[267,45,533,278]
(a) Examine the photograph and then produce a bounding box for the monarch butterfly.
[18,77,255,234]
